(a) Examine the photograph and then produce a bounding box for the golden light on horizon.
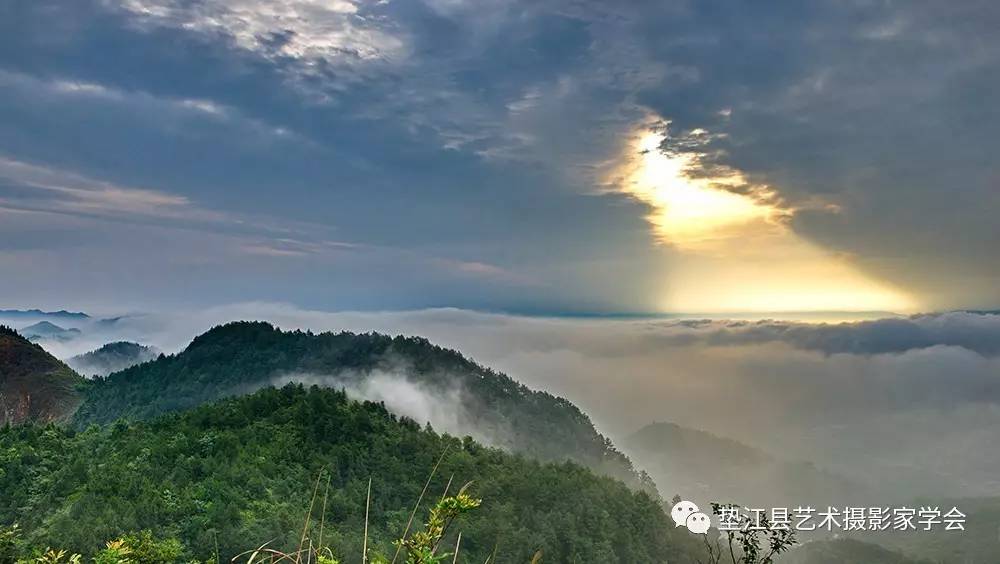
[613,124,916,314]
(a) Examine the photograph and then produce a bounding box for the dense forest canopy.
[1,385,703,563]
[1,322,985,563]
[74,322,649,490]
[0,326,83,426]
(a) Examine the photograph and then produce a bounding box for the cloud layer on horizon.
[8,304,1000,498]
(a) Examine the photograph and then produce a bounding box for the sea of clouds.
[5,304,1000,498]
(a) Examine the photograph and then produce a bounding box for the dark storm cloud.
[0,0,996,310]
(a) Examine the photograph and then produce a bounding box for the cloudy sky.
[1,0,997,314]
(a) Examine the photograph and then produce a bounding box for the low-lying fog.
[6,304,1000,501]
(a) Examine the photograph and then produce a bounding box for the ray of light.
[612,123,916,314]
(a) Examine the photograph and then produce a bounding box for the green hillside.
[0,326,84,425]
[74,321,649,489]
[1,385,704,563]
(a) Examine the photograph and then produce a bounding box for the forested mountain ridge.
[67,341,160,377]
[0,385,705,563]
[0,326,84,425]
[74,321,651,489]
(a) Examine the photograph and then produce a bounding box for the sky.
[1,0,998,314]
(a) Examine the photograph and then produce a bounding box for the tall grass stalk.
[362,477,372,564]
[390,446,450,564]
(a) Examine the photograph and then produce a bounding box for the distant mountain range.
[0,326,84,425]
[623,421,861,508]
[19,321,83,342]
[67,341,160,377]
[0,309,89,321]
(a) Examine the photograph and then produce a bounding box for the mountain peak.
[67,341,160,377]
[23,320,65,332]
[19,321,82,343]
[186,320,281,349]
[76,322,650,491]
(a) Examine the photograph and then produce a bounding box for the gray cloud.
[17,303,1000,498]
[693,312,1000,356]
[271,370,509,448]
[1,0,997,311]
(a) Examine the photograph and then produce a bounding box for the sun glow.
[629,131,779,250]
[614,124,915,314]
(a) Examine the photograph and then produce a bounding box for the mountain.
[624,421,860,508]
[67,341,160,377]
[0,326,85,425]
[851,496,1000,564]
[0,309,89,321]
[74,321,652,490]
[783,539,932,564]
[20,321,82,342]
[0,385,706,563]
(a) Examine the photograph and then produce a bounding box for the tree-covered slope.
[67,341,160,377]
[1,385,704,563]
[0,326,84,425]
[74,321,648,488]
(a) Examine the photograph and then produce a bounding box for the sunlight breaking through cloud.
[612,119,915,313]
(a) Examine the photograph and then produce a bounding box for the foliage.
[6,531,199,564]
[696,503,796,564]
[395,488,481,564]
[0,326,85,426]
[91,531,183,564]
[2,385,701,563]
[1,525,24,563]
[19,549,81,564]
[72,322,650,490]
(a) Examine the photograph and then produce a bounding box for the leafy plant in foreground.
[696,503,796,564]
[392,486,481,564]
